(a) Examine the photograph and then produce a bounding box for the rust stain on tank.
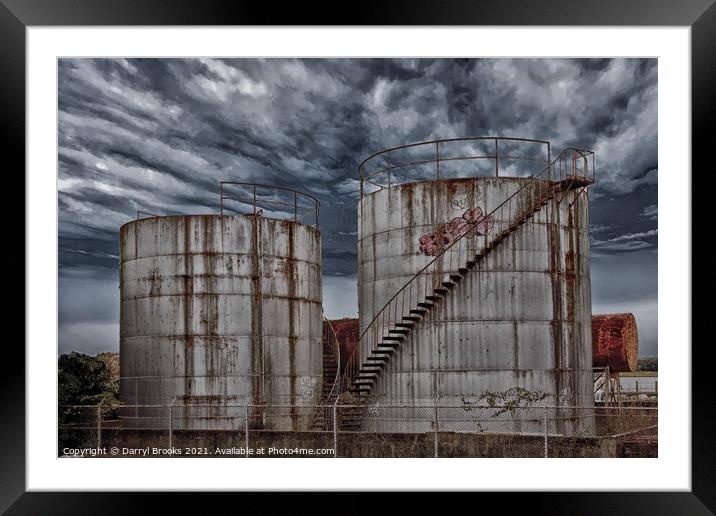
[546,198,563,404]
[283,221,299,430]
[249,214,264,412]
[592,313,639,372]
[403,183,415,256]
[183,216,194,398]
[564,194,578,398]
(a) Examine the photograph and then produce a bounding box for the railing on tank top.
[339,148,595,397]
[220,182,321,227]
[134,182,321,228]
[359,136,554,196]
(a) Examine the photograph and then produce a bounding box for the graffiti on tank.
[418,207,494,257]
[450,194,474,210]
[299,376,319,399]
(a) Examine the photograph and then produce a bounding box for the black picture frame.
[4,0,709,512]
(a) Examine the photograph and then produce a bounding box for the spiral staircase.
[333,148,595,431]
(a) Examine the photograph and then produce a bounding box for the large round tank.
[119,208,322,430]
[355,138,594,434]
[592,313,638,372]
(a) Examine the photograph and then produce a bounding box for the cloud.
[641,204,658,220]
[57,58,658,355]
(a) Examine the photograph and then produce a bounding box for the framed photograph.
[8,0,708,510]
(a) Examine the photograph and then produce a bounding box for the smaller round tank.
[329,318,359,373]
[592,313,639,372]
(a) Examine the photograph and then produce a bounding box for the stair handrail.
[338,147,594,398]
[323,316,341,404]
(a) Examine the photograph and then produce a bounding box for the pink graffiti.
[418,207,494,257]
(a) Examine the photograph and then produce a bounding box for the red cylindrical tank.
[329,318,360,371]
[592,313,639,372]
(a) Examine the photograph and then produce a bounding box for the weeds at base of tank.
[461,387,548,419]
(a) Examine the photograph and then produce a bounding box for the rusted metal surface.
[351,143,595,434]
[592,313,639,373]
[119,214,322,430]
[328,318,360,371]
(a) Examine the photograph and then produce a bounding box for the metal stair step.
[434,287,449,294]
[395,322,414,328]
[390,328,410,335]
[350,385,370,392]
[450,274,463,281]
[382,335,404,341]
[425,295,442,301]
[416,302,433,308]
[403,315,421,321]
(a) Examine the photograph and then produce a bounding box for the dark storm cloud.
[58,58,658,355]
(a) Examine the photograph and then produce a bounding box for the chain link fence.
[58,402,657,458]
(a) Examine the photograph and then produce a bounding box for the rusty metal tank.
[356,138,594,434]
[592,313,638,372]
[119,184,322,430]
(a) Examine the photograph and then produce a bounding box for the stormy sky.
[58,58,658,357]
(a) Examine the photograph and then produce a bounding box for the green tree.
[58,352,119,420]
[636,356,658,372]
[58,352,119,455]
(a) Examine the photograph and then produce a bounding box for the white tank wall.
[358,178,593,434]
[119,215,322,430]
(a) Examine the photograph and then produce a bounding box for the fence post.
[96,405,102,449]
[434,402,439,458]
[543,402,548,458]
[333,404,338,458]
[168,403,173,449]
[245,404,250,458]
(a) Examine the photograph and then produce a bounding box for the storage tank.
[119,183,322,430]
[351,138,595,434]
[592,313,638,372]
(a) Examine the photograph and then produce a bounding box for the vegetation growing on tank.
[461,387,548,417]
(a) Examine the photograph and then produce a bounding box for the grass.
[621,371,658,377]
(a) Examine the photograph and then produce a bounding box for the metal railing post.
[434,369,439,458]
[97,404,102,449]
[543,402,548,458]
[168,403,173,449]
[245,403,250,458]
[435,142,440,179]
[434,402,439,458]
[333,404,338,458]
